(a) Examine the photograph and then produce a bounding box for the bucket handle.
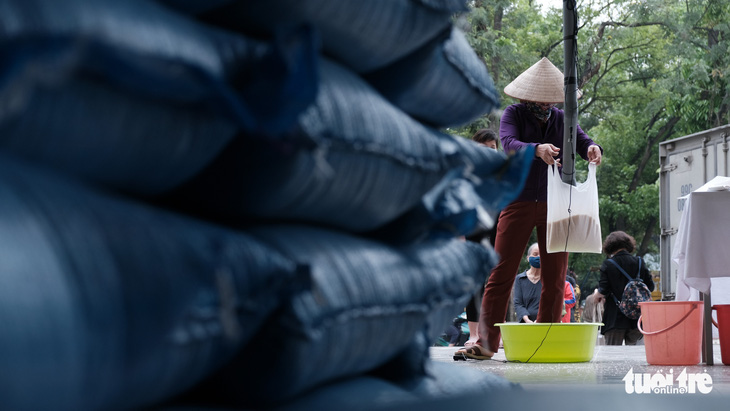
[712,306,720,329]
[638,304,698,336]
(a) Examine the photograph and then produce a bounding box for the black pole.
[562,0,578,185]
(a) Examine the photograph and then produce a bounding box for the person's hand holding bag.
[587,144,602,165]
[536,143,561,166]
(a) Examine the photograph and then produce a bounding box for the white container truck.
[659,124,730,299]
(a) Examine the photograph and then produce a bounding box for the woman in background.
[513,243,541,323]
[593,231,654,345]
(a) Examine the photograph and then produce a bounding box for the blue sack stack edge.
[0,154,310,411]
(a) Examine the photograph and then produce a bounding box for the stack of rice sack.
[0,0,532,409]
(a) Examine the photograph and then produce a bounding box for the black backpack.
[607,257,651,320]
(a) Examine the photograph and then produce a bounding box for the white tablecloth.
[673,176,730,345]
[673,176,730,301]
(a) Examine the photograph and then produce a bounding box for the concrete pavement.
[429,341,730,408]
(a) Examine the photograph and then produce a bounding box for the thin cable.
[511,323,554,363]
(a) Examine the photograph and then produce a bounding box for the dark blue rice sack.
[155,0,235,14]
[363,26,500,128]
[369,142,535,243]
[413,139,535,240]
[190,0,469,73]
[0,154,308,411]
[388,358,518,395]
[187,224,497,408]
[164,58,520,235]
[0,0,317,195]
[280,360,519,411]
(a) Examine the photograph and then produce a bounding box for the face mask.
[528,256,541,268]
[524,102,553,122]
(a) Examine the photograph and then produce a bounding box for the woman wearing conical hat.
[455,57,603,360]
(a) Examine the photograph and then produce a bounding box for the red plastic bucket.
[712,304,730,365]
[638,301,703,366]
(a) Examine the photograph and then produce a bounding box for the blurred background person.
[513,243,541,323]
[593,231,653,345]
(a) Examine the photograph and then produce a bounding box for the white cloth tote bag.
[546,162,602,253]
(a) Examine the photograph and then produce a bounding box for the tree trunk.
[637,215,657,256]
[628,116,680,192]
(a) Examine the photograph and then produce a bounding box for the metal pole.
[562,0,578,185]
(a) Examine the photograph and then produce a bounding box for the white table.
[673,175,730,365]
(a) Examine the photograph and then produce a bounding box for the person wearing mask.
[513,243,542,323]
[455,57,603,360]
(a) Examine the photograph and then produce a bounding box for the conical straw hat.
[504,57,582,103]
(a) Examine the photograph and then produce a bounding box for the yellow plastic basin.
[495,322,603,363]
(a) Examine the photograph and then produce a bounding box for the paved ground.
[430,340,730,409]
[432,341,730,391]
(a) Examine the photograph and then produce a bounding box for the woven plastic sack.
[0,154,308,411]
[166,58,511,233]
[155,0,234,14]
[373,142,535,243]
[546,162,602,253]
[193,0,468,73]
[279,360,518,411]
[364,26,499,128]
[187,224,497,408]
[0,0,317,195]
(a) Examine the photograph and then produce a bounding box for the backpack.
[606,257,651,320]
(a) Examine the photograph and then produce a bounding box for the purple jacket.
[499,103,600,202]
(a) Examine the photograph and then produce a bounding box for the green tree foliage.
[455,0,729,291]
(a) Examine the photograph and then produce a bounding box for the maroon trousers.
[477,201,568,353]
